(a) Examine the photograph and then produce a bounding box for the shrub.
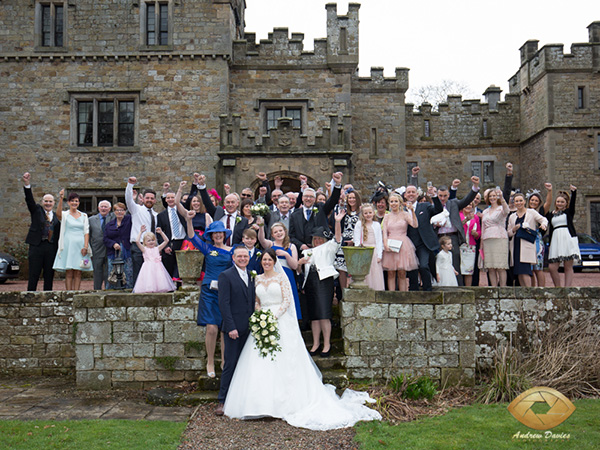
[389,374,438,401]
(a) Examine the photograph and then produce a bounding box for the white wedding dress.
[223,271,382,430]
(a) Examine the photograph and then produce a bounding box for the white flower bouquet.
[250,203,270,217]
[249,309,281,360]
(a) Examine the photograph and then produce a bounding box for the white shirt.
[235,264,248,286]
[168,206,185,240]
[125,182,158,243]
[220,211,238,229]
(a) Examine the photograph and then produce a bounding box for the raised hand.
[162,182,170,193]
[332,172,343,185]
[59,188,65,199]
[335,208,346,222]
[22,172,31,185]
[193,173,200,184]
[223,184,231,194]
[259,186,267,197]
[179,180,187,190]
[506,162,513,175]
[256,172,267,181]
[155,227,162,234]
[186,210,196,220]
[470,176,480,186]
[412,166,420,176]
[570,185,577,191]
[451,179,461,189]
[128,176,137,185]
[299,174,307,185]
[197,174,206,186]
[544,182,552,191]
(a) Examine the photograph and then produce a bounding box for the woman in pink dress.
[381,193,419,291]
[353,203,384,290]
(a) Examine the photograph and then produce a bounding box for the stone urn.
[342,246,374,289]
[175,250,204,288]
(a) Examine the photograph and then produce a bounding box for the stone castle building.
[1,1,599,246]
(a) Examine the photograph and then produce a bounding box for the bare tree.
[406,80,477,108]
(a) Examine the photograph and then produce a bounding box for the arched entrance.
[250,171,321,198]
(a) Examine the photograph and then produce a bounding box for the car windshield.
[578,234,599,245]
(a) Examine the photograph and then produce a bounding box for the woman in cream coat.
[507,193,548,287]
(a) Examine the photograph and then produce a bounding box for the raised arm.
[568,186,577,217]
[56,189,65,221]
[256,216,273,249]
[541,183,553,215]
[175,181,190,217]
[503,162,513,204]
[456,176,480,210]
[321,172,343,217]
[196,174,217,218]
[135,225,146,252]
[334,208,345,243]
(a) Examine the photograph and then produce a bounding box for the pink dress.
[360,223,385,291]
[382,212,419,272]
[132,247,176,293]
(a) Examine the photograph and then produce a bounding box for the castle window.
[70,93,139,152]
[71,191,127,215]
[424,120,431,138]
[482,119,489,138]
[35,2,66,50]
[259,100,307,134]
[471,161,494,183]
[577,86,586,109]
[141,1,172,49]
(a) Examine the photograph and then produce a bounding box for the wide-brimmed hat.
[203,221,232,242]
[310,226,333,240]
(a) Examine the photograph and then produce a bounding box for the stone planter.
[175,250,204,288]
[342,246,374,289]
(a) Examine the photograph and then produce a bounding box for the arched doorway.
[251,171,320,198]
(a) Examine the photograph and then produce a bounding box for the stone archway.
[250,171,321,198]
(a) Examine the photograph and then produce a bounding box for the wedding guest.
[352,203,384,290]
[382,193,418,291]
[507,193,548,287]
[125,176,158,285]
[103,202,133,289]
[459,202,480,287]
[22,172,60,291]
[333,189,361,289]
[89,200,113,290]
[208,189,221,207]
[132,225,176,294]
[436,236,458,286]
[256,216,302,319]
[175,180,213,250]
[480,188,510,286]
[241,228,261,274]
[267,194,292,236]
[185,214,234,378]
[546,186,580,287]
[157,190,187,280]
[526,183,553,287]
[298,209,345,358]
[53,191,92,290]
[240,198,257,228]
[316,192,328,204]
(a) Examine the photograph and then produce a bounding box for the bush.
[389,374,438,401]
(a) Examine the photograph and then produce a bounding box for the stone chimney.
[483,85,502,110]
[588,21,600,43]
[520,40,539,65]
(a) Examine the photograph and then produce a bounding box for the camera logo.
[507,387,575,430]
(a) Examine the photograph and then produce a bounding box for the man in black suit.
[22,172,60,291]
[215,246,255,416]
[195,174,249,245]
[404,182,443,291]
[156,191,187,279]
[289,172,343,251]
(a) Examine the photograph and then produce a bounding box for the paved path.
[0,378,193,422]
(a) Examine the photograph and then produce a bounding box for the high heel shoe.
[320,346,331,358]
[309,346,321,356]
[207,363,216,378]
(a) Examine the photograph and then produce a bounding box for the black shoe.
[309,346,321,356]
[320,350,331,358]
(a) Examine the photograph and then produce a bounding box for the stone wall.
[341,289,476,386]
[0,291,76,376]
[73,290,204,389]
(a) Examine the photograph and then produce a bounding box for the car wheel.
[573,267,583,273]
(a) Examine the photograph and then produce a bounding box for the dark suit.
[289,186,341,250]
[24,186,60,291]
[89,212,114,290]
[199,187,248,245]
[217,265,255,403]
[407,197,444,291]
[156,207,186,278]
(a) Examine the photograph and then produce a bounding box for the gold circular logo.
[507,386,576,430]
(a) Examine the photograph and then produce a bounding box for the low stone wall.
[0,291,76,376]
[342,289,476,385]
[74,290,204,389]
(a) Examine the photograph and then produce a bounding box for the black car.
[0,252,20,283]
[575,233,600,272]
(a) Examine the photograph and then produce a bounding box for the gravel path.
[179,403,359,450]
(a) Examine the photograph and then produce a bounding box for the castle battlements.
[406,90,519,117]
[351,67,409,93]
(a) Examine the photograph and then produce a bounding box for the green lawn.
[0,420,186,450]
[355,399,600,450]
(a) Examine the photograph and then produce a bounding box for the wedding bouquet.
[249,309,281,360]
[250,203,270,217]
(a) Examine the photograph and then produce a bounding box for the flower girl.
[352,204,384,290]
[132,225,176,293]
[436,236,458,287]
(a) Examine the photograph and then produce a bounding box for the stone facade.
[1,2,599,248]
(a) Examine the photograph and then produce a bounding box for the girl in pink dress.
[132,225,176,293]
[382,193,419,291]
[353,204,385,291]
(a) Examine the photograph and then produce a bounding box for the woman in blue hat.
[185,212,234,378]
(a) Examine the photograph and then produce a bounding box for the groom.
[216,245,255,416]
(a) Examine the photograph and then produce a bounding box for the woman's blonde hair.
[359,203,374,243]
[270,222,290,249]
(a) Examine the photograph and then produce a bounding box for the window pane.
[159,3,168,45]
[482,120,488,137]
[424,120,430,137]
[78,101,93,146]
[55,5,63,47]
[147,4,156,45]
[42,5,51,46]
[471,162,481,179]
[118,101,135,146]
[267,109,282,130]
[286,108,301,130]
[483,161,494,183]
[78,196,94,215]
[98,101,114,145]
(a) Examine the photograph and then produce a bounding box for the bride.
[224,250,382,430]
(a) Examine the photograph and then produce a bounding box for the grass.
[354,399,600,450]
[0,420,186,450]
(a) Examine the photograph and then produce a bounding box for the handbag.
[80,257,91,269]
[388,239,403,253]
[516,226,537,243]
[459,244,476,275]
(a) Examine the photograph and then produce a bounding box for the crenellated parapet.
[406,91,519,117]
[351,67,409,93]
[232,3,359,72]
[218,113,352,155]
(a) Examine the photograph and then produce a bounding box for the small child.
[242,228,261,273]
[132,225,176,293]
[352,203,384,290]
[436,236,458,287]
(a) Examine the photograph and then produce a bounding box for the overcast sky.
[245,0,595,104]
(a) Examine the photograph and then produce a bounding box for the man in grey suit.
[266,194,292,237]
[89,200,114,290]
[436,175,480,285]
